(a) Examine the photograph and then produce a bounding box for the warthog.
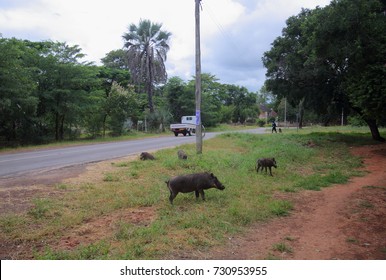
[177,149,188,160]
[140,152,155,160]
[165,172,225,204]
[256,158,277,176]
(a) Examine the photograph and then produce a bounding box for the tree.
[101,49,128,70]
[187,73,223,127]
[0,38,39,144]
[222,84,258,123]
[263,0,386,141]
[164,77,194,122]
[164,73,259,126]
[276,97,298,124]
[256,85,276,110]
[310,0,386,141]
[99,53,132,136]
[104,82,139,136]
[36,41,100,140]
[0,39,107,144]
[263,8,328,128]
[122,19,171,113]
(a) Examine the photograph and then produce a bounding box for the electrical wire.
[201,1,240,51]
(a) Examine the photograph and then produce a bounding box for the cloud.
[0,0,332,92]
[200,0,331,91]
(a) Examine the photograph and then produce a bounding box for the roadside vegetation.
[1,127,382,259]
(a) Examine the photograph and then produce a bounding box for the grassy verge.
[0,131,170,153]
[0,124,249,153]
[0,127,383,259]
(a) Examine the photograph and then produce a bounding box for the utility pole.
[195,0,202,154]
[284,97,287,128]
[341,107,344,126]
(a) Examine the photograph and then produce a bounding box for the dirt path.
[0,144,385,260]
[203,144,386,260]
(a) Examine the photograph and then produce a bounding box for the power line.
[201,1,240,51]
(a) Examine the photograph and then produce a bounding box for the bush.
[347,115,367,127]
[257,119,266,127]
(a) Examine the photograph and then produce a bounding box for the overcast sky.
[1,0,331,92]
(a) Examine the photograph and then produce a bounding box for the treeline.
[0,38,259,146]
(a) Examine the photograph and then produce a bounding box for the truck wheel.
[174,132,178,137]
[182,131,187,136]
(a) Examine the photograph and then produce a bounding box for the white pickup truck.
[170,116,197,137]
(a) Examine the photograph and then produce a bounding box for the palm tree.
[122,19,171,112]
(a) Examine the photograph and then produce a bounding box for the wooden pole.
[195,0,202,154]
[284,97,287,127]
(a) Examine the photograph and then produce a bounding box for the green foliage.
[164,73,259,127]
[268,200,293,216]
[263,0,385,140]
[256,119,266,127]
[28,198,51,219]
[144,109,173,132]
[164,76,195,123]
[36,54,101,140]
[0,38,145,145]
[0,38,39,145]
[348,115,369,127]
[101,49,128,70]
[104,82,139,136]
[1,38,259,146]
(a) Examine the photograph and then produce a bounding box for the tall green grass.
[0,128,380,259]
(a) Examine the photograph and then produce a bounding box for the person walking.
[272,120,277,133]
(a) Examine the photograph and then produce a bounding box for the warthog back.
[166,172,225,204]
[256,157,277,176]
[177,150,188,160]
[140,152,155,160]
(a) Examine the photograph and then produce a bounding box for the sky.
[0,0,331,92]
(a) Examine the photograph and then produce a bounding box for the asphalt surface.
[0,128,266,178]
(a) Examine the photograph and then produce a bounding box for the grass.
[346,237,359,244]
[0,126,383,259]
[28,198,52,219]
[272,242,293,254]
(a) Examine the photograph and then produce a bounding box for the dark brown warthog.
[256,158,277,176]
[165,172,225,204]
[177,149,188,160]
[140,152,155,160]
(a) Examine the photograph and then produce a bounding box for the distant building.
[258,104,277,123]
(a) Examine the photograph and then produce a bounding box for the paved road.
[0,128,266,178]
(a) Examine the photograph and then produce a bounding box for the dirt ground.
[0,144,385,260]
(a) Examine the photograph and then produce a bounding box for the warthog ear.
[210,173,214,177]
[272,158,275,161]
